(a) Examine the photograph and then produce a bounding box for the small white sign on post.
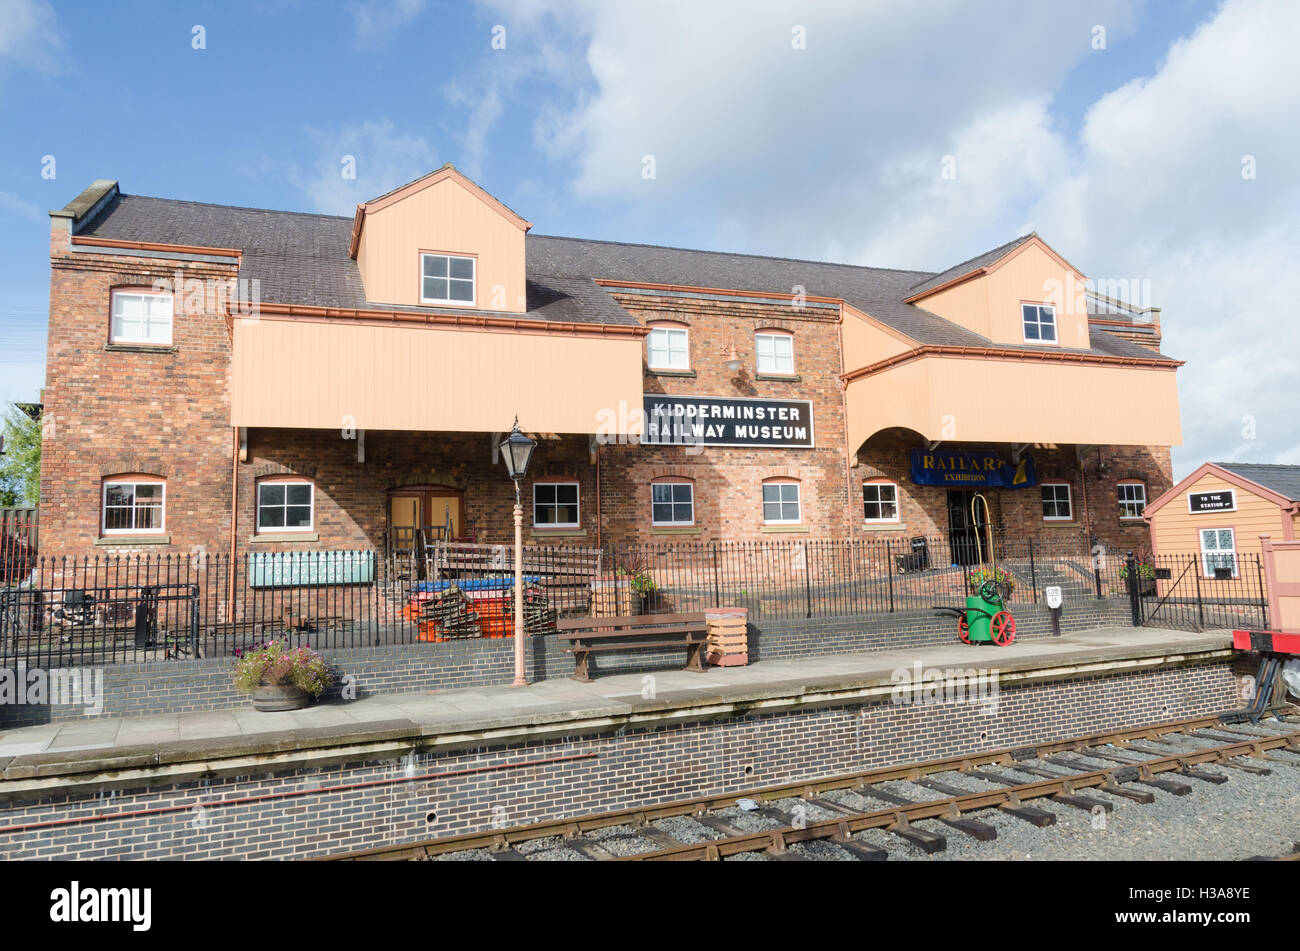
[1045,586,1063,609]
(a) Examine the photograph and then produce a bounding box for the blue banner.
[909,449,1036,489]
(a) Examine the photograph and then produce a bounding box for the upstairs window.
[420,253,475,306]
[111,290,173,346]
[1022,303,1057,343]
[755,331,795,374]
[647,325,690,371]
[1118,482,1147,520]
[257,481,314,532]
[102,479,166,534]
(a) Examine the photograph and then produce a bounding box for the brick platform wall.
[0,599,1133,727]
[0,655,1244,859]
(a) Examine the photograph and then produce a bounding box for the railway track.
[322,710,1300,862]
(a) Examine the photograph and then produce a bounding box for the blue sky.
[2,0,1296,478]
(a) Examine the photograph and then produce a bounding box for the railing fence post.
[1125,550,1141,626]
[1029,538,1038,604]
[803,541,812,619]
[1255,553,1269,631]
[1193,554,1205,630]
[886,540,895,614]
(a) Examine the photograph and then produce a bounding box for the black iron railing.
[0,535,1262,667]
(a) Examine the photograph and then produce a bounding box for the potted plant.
[1119,556,1158,596]
[234,639,331,711]
[967,565,1016,599]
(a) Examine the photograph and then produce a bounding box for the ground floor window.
[534,481,580,527]
[102,479,165,534]
[1200,528,1237,578]
[862,481,898,522]
[652,482,694,526]
[1041,482,1072,520]
[763,481,801,524]
[1118,481,1147,519]
[257,481,314,532]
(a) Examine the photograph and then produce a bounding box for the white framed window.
[257,481,314,532]
[1200,528,1238,578]
[420,253,476,305]
[755,331,794,374]
[534,482,579,528]
[111,290,173,346]
[1118,482,1147,520]
[762,482,801,524]
[1041,483,1072,520]
[651,482,695,526]
[1022,303,1057,344]
[647,325,690,371]
[862,481,899,522]
[102,480,166,534]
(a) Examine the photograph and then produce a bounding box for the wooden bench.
[556,613,709,682]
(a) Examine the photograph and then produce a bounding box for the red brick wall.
[39,226,236,560]
[37,230,1176,561]
[598,292,851,543]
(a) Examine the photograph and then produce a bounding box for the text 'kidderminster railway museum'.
[39,164,1181,562]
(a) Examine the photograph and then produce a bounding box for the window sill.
[651,525,702,536]
[646,368,696,378]
[761,524,809,533]
[529,528,586,539]
[1041,521,1079,528]
[250,532,320,544]
[96,534,170,546]
[861,521,904,531]
[104,343,177,354]
[755,373,801,383]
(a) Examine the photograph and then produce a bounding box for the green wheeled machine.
[933,493,1017,646]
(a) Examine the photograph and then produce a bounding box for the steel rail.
[322,710,1299,862]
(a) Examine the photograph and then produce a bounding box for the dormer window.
[1022,303,1057,343]
[420,252,476,306]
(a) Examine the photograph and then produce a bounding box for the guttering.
[595,278,842,307]
[250,302,649,338]
[840,344,1184,385]
[70,234,243,261]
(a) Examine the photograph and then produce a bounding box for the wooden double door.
[389,488,465,547]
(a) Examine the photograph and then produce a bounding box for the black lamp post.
[499,418,536,686]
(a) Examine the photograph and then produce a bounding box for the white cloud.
[474,0,1299,476]
[349,0,425,47]
[0,191,43,224]
[295,119,439,214]
[0,0,60,71]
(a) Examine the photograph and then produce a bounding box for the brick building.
[39,167,1182,566]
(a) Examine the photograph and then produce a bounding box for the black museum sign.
[641,395,815,449]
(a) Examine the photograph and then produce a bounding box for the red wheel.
[958,614,972,644]
[991,612,1016,646]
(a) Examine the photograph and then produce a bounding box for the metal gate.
[1125,550,1268,632]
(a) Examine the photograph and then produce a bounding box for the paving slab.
[0,626,1234,781]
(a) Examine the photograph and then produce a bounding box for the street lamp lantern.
[498,418,536,482]
[500,417,536,687]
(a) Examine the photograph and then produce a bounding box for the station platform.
[0,625,1236,799]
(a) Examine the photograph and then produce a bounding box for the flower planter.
[251,684,310,712]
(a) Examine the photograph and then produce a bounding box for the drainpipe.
[228,426,238,624]
[595,439,602,548]
[837,302,856,540]
[1079,447,1093,548]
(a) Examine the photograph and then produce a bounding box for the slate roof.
[71,190,1177,362]
[1214,463,1300,502]
[905,233,1038,297]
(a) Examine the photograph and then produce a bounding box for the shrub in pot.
[234,640,331,711]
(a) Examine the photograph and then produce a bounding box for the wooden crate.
[705,607,748,667]
[591,579,636,618]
